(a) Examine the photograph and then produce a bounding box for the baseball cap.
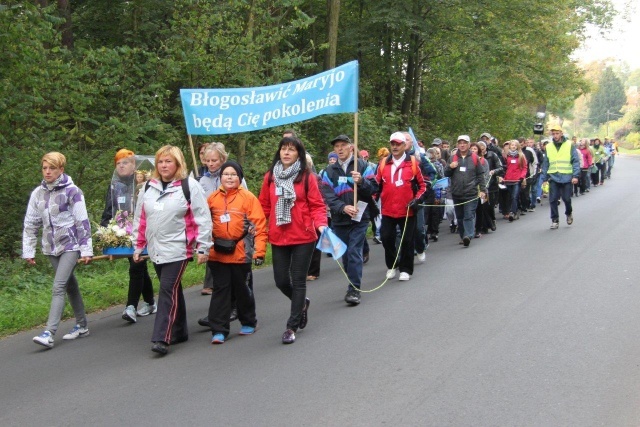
[549,125,563,132]
[432,138,442,146]
[330,134,352,145]
[480,132,491,139]
[389,132,406,143]
[359,150,369,158]
[457,135,470,143]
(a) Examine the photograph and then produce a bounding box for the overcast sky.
[573,0,640,70]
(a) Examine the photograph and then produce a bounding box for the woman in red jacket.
[258,136,327,344]
[501,140,528,222]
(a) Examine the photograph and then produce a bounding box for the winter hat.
[219,160,244,181]
[328,152,338,161]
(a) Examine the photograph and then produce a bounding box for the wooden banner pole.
[353,111,359,205]
[188,134,200,178]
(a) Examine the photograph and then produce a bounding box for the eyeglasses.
[222,173,238,177]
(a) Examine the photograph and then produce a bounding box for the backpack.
[145,179,191,205]
[378,155,419,178]
[377,154,421,199]
[268,170,310,195]
[452,152,479,167]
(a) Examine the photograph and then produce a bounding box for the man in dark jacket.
[320,134,378,305]
[444,135,487,247]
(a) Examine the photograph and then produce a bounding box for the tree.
[588,67,626,127]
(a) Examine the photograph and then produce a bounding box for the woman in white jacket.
[132,145,212,355]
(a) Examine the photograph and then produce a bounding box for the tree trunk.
[324,0,340,71]
[57,0,73,49]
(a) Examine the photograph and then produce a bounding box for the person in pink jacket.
[577,138,593,196]
[258,136,327,344]
[500,140,528,221]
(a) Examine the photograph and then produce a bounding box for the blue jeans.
[530,176,540,206]
[506,183,520,214]
[548,180,573,221]
[414,205,427,253]
[333,219,369,290]
[453,198,478,239]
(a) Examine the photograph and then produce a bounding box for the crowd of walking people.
[23,125,619,354]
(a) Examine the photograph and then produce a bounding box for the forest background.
[1,0,638,335]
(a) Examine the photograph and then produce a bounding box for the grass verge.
[0,245,272,338]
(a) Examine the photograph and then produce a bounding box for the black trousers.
[207,262,256,337]
[380,215,416,275]
[127,258,154,308]
[151,259,189,344]
[272,242,315,331]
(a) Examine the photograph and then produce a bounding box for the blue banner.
[180,61,359,135]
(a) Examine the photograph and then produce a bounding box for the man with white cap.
[375,132,426,281]
[444,135,487,247]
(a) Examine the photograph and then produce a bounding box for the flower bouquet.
[93,210,137,255]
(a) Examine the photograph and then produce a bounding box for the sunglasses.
[389,141,404,147]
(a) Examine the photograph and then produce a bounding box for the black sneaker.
[490,220,496,231]
[372,236,382,244]
[344,289,361,305]
[151,341,168,355]
[463,236,471,247]
[282,329,296,344]
[197,317,210,327]
[363,252,370,264]
[229,307,238,322]
[299,298,310,330]
[431,234,439,242]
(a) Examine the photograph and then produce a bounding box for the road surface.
[1,156,639,426]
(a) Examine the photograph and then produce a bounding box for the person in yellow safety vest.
[541,125,580,230]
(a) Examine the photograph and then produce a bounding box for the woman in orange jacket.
[207,161,267,344]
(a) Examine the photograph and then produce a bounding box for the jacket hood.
[40,173,73,191]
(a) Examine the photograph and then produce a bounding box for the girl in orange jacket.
[207,161,267,344]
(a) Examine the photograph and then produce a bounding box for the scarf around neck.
[273,159,301,226]
[508,150,518,157]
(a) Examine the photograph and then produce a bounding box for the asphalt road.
[2,156,640,427]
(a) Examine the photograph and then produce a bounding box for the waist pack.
[213,238,238,254]
[213,229,249,254]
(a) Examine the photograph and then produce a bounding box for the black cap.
[219,160,244,182]
[330,134,352,145]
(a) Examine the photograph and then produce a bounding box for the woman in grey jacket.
[24,152,93,349]
[132,145,212,355]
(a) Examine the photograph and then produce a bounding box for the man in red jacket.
[375,132,427,281]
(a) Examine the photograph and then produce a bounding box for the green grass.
[617,147,640,155]
[0,245,273,338]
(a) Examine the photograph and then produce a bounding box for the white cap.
[457,135,470,143]
[389,132,407,143]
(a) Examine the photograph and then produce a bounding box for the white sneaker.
[416,252,426,263]
[63,324,89,340]
[386,269,398,279]
[398,272,411,281]
[122,305,137,323]
[137,302,157,317]
[33,330,54,348]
